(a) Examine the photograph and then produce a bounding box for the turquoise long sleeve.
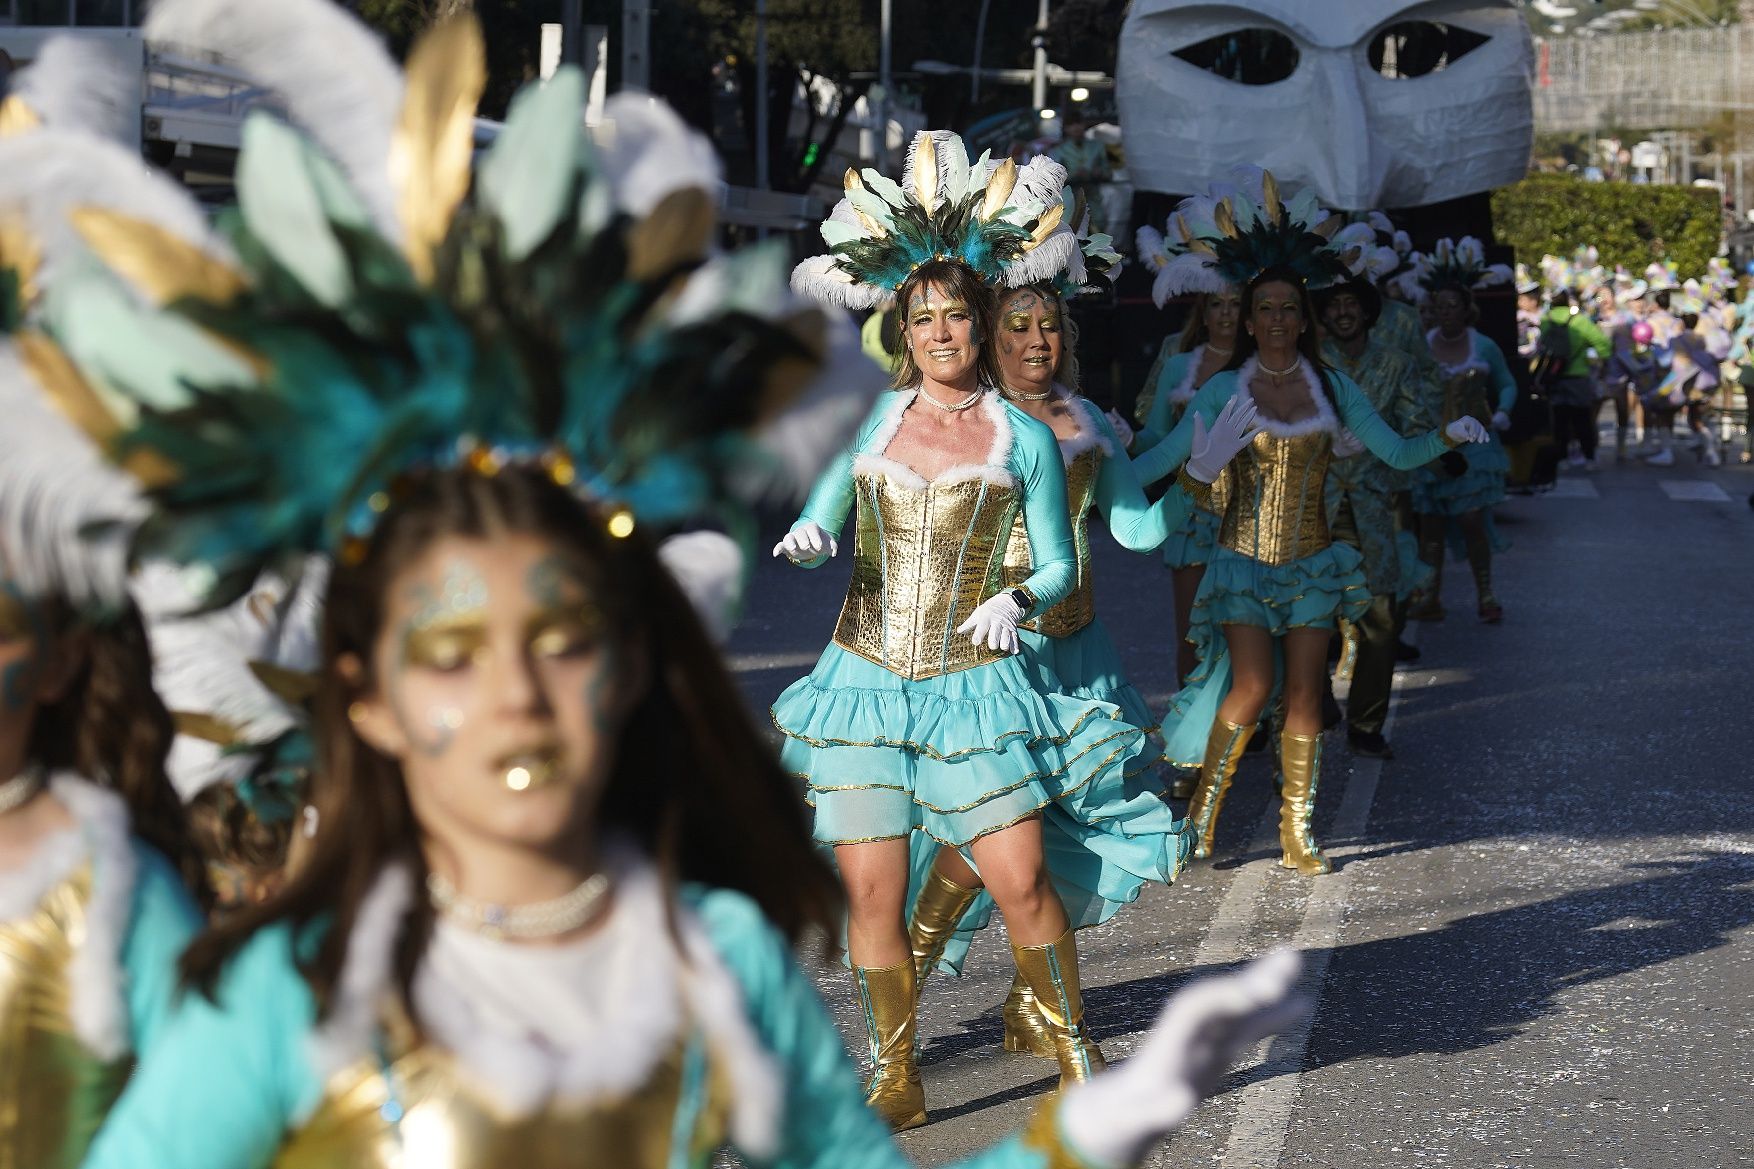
[1089,409,1189,553]
[1009,406,1078,611]
[790,395,895,570]
[1477,334,1519,414]
[1333,373,1450,469]
[120,843,205,1058]
[1132,350,1194,452]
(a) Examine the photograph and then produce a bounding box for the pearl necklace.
[1006,384,1055,401]
[0,765,45,816]
[1205,344,1234,358]
[427,869,612,941]
[917,385,985,412]
[1257,356,1303,377]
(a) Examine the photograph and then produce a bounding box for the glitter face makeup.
[996,289,1063,394]
[906,281,981,384]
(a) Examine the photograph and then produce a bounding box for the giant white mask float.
[1118,0,1534,211]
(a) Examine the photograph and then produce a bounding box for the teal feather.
[235,113,361,308]
[479,67,585,262]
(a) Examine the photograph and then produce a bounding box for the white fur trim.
[852,388,1018,488]
[1425,328,1491,377]
[1056,391,1113,464]
[0,776,141,1061]
[1234,357,1339,438]
[1166,345,1204,406]
[311,852,785,1145]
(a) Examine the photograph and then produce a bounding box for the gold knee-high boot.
[1000,971,1057,1058]
[1010,929,1106,1087]
[1188,717,1251,859]
[853,961,927,1130]
[1277,731,1332,875]
[908,867,980,988]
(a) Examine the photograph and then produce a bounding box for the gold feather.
[1260,171,1282,225]
[1313,214,1342,240]
[980,158,1017,220]
[0,217,40,305]
[1019,200,1064,251]
[173,711,244,747]
[389,13,487,284]
[1172,212,1194,244]
[911,133,939,213]
[248,661,320,709]
[1186,238,1217,256]
[844,167,864,195]
[0,95,41,139]
[625,187,715,281]
[70,207,247,307]
[1213,200,1238,239]
[15,331,180,489]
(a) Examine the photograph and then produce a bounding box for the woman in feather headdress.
[899,190,1260,1069]
[28,6,1305,1167]
[1140,171,1491,877]
[0,45,207,1168]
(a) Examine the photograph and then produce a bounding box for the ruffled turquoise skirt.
[1161,507,1220,570]
[1411,437,1508,515]
[1017,621,1160,763]
[1160,544,1371,768]
[774,644,1157,847]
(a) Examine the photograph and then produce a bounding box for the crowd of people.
[0,4,1744,1168]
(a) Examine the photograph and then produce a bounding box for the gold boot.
[1187,718,1251,859]
[1000,970,1057,1058]
[1011,929,1106,1087]
[854,961,927,1130]
[1277,731,1332,875]
[908,865,980,988]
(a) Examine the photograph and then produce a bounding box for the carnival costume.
[0,45,204,1168]
[0,4,1148,1164]
[779,133,1196,1108]
[1397,240,1517,618]
[1142,171,1471,875]
[902,203,1207,1047]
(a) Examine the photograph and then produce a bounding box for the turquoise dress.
[80,852,1103,1169]
[1411,329,1516,516]
[0,775,201,1169]
[911,391,1195,976]
[1133,345,1221,569]
[1141,359,1454,768]
[771,389,1160,854]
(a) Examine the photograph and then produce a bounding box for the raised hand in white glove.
[1059,949,1310,1168]
[1105,408,1136,450]
[1185,394,1264,484]
[1330,427,1365,458]
[1445,417,1491,445]
[770,522,838,564]
[1491,410,1512,432]
[955,591,1025,655]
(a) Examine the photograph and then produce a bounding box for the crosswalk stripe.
[1658,480,1733,502]
[1544,478,1600,499]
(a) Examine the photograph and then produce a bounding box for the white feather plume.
[1159,249,1228,298]
[0,132,230,288]
[789,253,887,310]
[11,37,138,142]
[0,342,142,607]
[597,93,724,217]
[144,0,404,239]
[656,532,742,645]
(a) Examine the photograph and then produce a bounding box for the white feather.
[145,0,404,239]
[790,254,887,310]
[0,133,229,289]
[657,532,742,645]
[742,308,883,501]
[1158,250,1227,298]
[999,230,1077,288]
[596,93,724,217]
[0,342,142,607]
[1135,225,1167,268]
[11,37,138,141]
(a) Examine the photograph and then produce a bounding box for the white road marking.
[1658,479,1732,503]
[1544,478,1600,499]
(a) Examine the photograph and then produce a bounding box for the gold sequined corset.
[1441,367,1492,426]
[0,864,132,1169]
[274,1030,732,1169]
[832,467,1022,681]
[1218,430,1334,566]
[1002,447,1100,638]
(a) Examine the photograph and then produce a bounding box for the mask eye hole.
[1368,21,1490,79]
[1171,28,1300,86]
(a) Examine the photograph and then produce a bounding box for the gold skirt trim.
[771,703,1111,761]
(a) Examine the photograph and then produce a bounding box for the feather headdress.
[1151,167,1374,300]
[1406,236,1514,302]
[790,130,1077,309]
[1054,185,1121,301]
[14,4,880,614]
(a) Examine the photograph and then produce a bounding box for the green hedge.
[1490,173,1721,278]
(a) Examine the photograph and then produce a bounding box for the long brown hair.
[1226,266,1340,408]
[180,466,842,1016]
[29,602,209,906]
[1176,291,1212,354]
[890,259,1004,391]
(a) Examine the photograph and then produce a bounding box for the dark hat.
[1315,275,1382,329]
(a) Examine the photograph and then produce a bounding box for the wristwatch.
[1006,587,1034,615]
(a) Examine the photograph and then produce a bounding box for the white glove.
[1059,949,1309,1168]
[1105,408,1136,450]
[1330,427,1365,458]
[955,592,1025,655]
[770,522,837,564]
[1185,394,1264,483]
[1491,410,1512,432]
[1445,416,1490,445]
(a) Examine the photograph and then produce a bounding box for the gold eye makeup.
[527,604,605,660]
[402,622,489,672]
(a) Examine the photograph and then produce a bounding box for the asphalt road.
[726,453,1754,1169]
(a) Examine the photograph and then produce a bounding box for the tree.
[351,0,554,118]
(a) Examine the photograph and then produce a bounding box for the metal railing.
[1534,25,1754,131]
